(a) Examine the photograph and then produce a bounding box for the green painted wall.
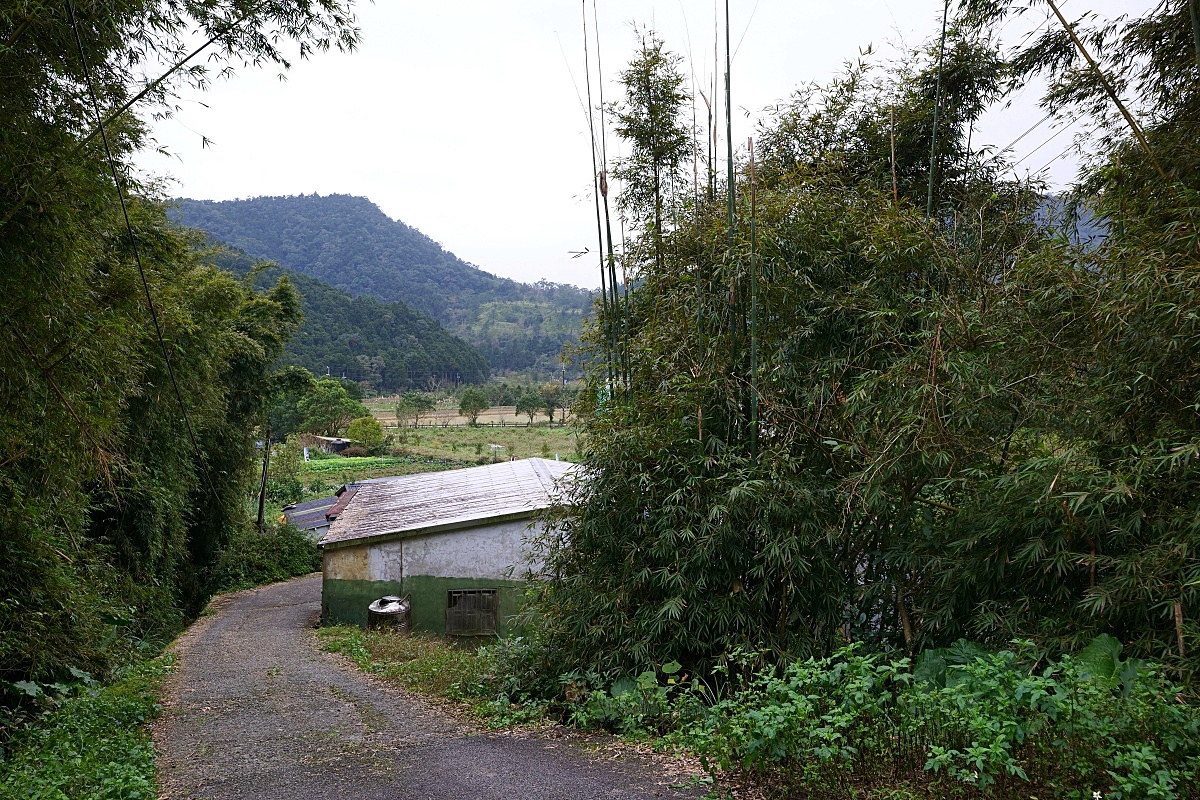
[322,574,525,635]
[322,578,403,627]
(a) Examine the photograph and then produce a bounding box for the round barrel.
[366,595,411,632]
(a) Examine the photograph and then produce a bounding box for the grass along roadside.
[316,626,546,728]
[0,656,173,800]
[315,627,1200,799]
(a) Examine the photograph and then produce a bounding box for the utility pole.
[256,428,271,532]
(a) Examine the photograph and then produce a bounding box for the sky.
[134,0,1149,290]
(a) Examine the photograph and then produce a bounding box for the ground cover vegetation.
[174,194,594,372]
[322,625,1200,798]
[0,657,173,800]
[471,2,1200,796]
[0,0,359,775]
[389,423,578,461]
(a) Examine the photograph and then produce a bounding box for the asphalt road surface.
[154,574,701,800]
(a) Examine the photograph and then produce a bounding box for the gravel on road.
[154,574,703,800]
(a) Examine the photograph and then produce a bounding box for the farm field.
[295,423,577,497]
[364,399,573,428]
[297,455,465,493]
[388,422,577,463]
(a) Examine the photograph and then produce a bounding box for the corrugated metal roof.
[320,458,578,548]
[282,496,337,531]
[283,496,338,514]
[286,508,335,531]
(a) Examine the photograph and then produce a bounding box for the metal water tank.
[367,595,411,632]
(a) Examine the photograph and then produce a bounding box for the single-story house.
[281,495,339,541]
[318,457,578,635]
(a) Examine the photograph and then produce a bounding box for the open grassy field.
[294,424,577,496]
[365,401,573,428]
[389,423,577,463]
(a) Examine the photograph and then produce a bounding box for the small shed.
[318,458,578,635]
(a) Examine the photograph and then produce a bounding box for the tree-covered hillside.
[208,248,488,393]
[174,195,593,372]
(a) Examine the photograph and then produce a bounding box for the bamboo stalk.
[725,0,735,243]
[1176,599,1187,659]
[926,0,950,219]
[581,0,615,389]
[890,107,899,205]
[1044,0,1167,181]
[748,137,759,457]
[1190,0,1200,67]
[591,1,627,392]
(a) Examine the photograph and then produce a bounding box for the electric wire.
[1010,114,1078,169]
[67,0,223,507]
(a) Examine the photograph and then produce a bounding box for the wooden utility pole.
[256,429,271,532]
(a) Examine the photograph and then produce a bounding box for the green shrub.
[345,416,384,449]
[677,641,1200,799]
[0,657,172,800]
[208,523,320,593]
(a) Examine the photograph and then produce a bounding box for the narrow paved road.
[154,575,701,800]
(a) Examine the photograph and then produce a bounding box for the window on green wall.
[445,589,498,635]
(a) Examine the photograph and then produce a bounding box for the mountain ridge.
[173,194,591,372]
[204,245,489,393]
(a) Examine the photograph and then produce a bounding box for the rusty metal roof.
[319,458,579,549]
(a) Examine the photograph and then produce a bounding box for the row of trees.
[531,1,1200,680]
[0,0,359,684]
[393,385,578,427]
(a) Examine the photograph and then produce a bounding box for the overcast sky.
[134,0,1147,289]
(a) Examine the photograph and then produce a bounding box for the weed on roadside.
[0,656,174,800]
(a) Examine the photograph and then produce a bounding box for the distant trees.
[345,416,385,449]
[206,248,491,392]
[178,196,590,373]
[395,391,436,427]
[458,388,489,426]
[297,378,370,436]
[516,391,542,426]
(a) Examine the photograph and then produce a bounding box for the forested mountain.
[207,247,488,392]
[174,195,593,371]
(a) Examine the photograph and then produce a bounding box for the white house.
[318,457,578,634]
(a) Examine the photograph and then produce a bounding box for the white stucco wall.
[368,540,404,582]
[400,518,543,580]
[323,518,546,583]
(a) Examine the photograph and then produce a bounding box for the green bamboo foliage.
[537,2,1200,681]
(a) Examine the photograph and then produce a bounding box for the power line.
[67,0,223,506]
[1010,114,1078,169]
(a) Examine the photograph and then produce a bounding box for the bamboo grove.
[0,1,359,683]
[531,1,1200,681]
